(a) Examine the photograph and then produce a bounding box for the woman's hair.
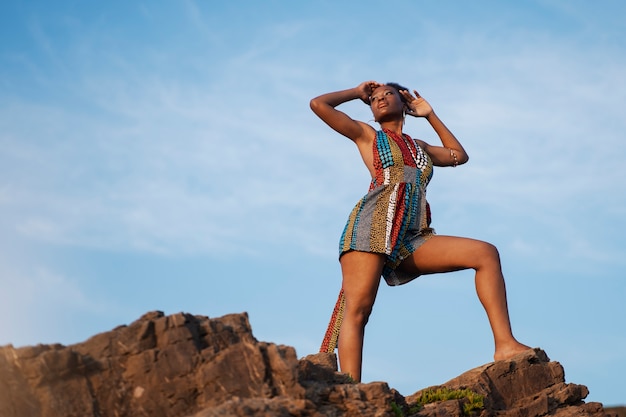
[365,82,410,105]
[385,82,410,103]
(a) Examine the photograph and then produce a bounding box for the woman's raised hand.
[401,89,433,118]
[356,81,382,104]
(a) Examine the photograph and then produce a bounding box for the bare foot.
[493,342,533,361]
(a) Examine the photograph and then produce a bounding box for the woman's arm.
[401,89,469,167]
[310,81,379,143]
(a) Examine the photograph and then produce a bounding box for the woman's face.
[369,85,405,122]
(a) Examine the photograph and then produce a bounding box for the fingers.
[399,89,414,101]
[368,81,382,91]
[359,81,382,98]
[362,80,380,87]
[399,88,427,118]
[399,89,423,102]
[358,81,381,104]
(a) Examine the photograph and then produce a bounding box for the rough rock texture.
[405,348,612,417]
[0,311,619,417]
[605,407,626,417]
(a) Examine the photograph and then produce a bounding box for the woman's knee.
[474,241,501,269]
[345,299,375,326]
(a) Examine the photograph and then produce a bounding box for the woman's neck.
[379,120,404,136]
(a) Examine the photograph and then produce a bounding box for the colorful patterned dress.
[339,128,435,286]
[320,128,435,353]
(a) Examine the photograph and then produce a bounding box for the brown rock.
[0,311,303,417]
[405,348,611,417]
[0,312,618,417]
[605,406,626,417]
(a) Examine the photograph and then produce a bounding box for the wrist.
[352,87,368,103]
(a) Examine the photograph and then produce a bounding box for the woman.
[310,81,530,382]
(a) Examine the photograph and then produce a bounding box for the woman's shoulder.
[411,136,428,148]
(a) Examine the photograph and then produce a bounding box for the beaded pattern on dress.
[321,129,436,353]
[339,128,434,286]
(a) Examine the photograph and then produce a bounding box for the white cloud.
[3,12,625,267]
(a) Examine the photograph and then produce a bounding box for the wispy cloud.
[2,8,625,267]
[1,0,625,405]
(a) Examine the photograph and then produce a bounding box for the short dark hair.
[385,82,410,103]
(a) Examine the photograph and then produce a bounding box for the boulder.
[0,311,618,417]
[405,348,609,416]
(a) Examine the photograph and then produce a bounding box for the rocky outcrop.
[0,311,619,417]
[405,349,608,417]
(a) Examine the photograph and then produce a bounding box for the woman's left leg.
[397,235,531,360]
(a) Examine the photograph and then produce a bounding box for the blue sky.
[1,0,625,406]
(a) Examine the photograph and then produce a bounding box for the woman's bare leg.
[398,235,531,361]
[338,251,386,381]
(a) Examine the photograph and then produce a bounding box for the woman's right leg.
[338,250,385,382]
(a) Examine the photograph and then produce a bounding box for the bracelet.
[449,148,458,167]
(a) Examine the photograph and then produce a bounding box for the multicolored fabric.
[320,129,436,353]
[319,288,345,353]
[339,128,435,286]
